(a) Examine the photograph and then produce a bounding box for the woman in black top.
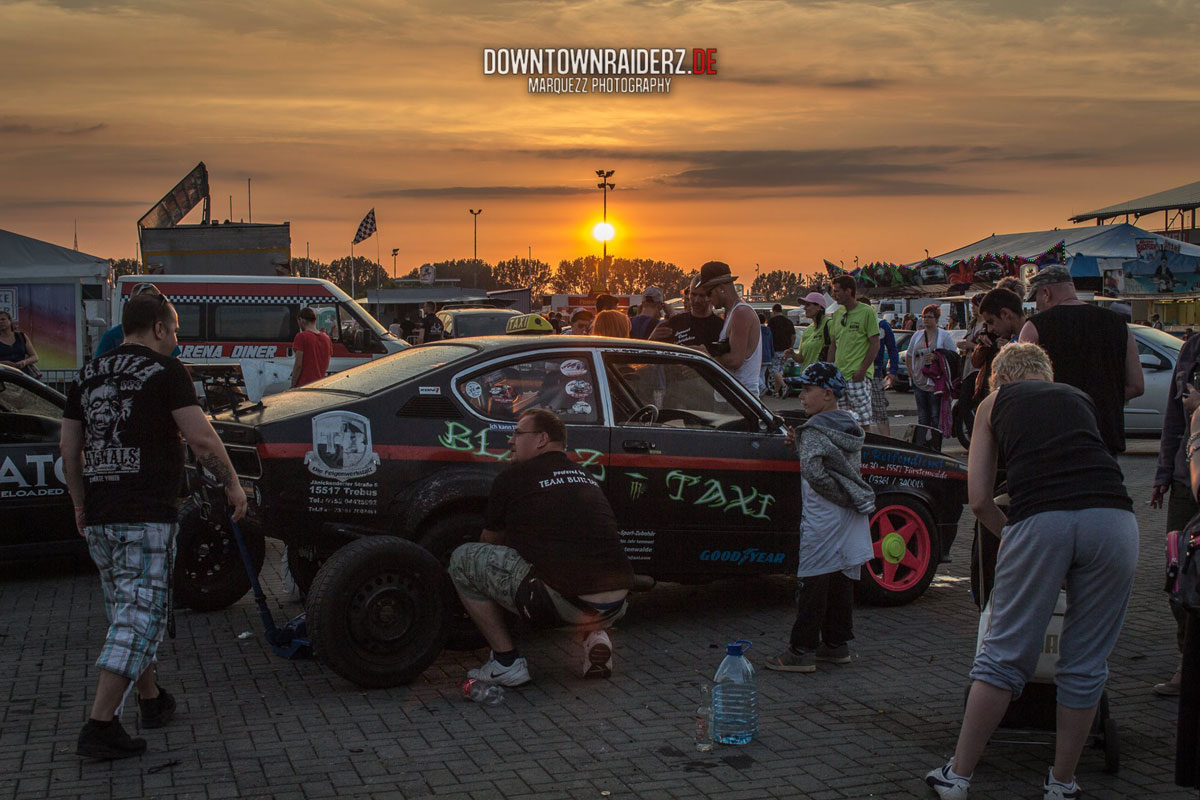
[926,343,1138,800]
[0,310,38,375]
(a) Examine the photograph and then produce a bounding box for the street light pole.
[595,169,614,288]
[469,209,482,288]
[391,247,399,279]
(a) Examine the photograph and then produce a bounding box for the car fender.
[390,465,497,535]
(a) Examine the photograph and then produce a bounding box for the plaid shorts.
[448,542,627,629]
[838,379,873,425]
[869,374,890,425]
[86,522,177,681]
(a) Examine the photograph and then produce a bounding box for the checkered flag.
[352,208,376,244]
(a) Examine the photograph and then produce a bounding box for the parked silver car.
[1127,324,1183,434]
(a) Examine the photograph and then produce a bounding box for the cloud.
[355,184,595,198]
[0,118,106,136]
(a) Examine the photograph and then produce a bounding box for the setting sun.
[592,222,615,243]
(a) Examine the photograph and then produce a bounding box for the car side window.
[457,355,600,424]
[0,376,63,443]
[603,354,760,431]
[214,304,297,342]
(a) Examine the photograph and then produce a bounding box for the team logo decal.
[305,411,381,481]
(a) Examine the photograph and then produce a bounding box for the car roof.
[438,307,521,316]
[419,334,705,358]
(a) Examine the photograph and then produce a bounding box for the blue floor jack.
[228,512,312,660]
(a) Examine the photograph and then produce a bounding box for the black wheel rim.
[180,521,237,587]
[347,570,423,652]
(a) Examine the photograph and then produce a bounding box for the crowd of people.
[54,266,1200,800]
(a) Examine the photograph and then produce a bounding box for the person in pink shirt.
[290,307,332,387]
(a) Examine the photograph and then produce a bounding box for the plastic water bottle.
[694,682,713,752]
[460,678,505,706]
[711,639,757,745]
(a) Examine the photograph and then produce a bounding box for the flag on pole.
[352,208,376,244]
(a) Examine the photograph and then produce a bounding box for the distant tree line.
[108,256,828,302]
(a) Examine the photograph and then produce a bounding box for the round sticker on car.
[565,379,593,398]
[464,381,482,399]
[560,359,588,377]
[571,400,592,415]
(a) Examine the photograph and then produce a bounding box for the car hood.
[215,388,366,428]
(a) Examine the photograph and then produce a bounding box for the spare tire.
[174,498,264,612]
[307,536,448,688]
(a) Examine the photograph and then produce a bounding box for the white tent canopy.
[0,228,109,281]
[934,223,1200,263]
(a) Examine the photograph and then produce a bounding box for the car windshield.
[1135,324,1184,354]
[453,313,518,337]
[298,344,476,395]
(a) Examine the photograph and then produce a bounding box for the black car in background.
[191,333,968,687]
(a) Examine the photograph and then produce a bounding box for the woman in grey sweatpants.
[925,343,1138,800]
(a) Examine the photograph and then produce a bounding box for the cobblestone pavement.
[0,392,1191,799]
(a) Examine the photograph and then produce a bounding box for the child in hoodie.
[766,361,875,673]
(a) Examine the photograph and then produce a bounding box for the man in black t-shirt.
[449,408,634,685]
[62,293,247,760]
[651,276,723,348]
[1018,265,1143,453]
[766,304,797,394]
[418,301,444,343]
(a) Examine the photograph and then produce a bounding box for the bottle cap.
[726,639,753,656]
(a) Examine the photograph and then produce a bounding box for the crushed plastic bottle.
[711,639,757,745]
[460,678,505,706]
[694,681,713,752]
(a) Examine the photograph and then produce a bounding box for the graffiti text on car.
[437,422,606,480]
[665,469,774,520]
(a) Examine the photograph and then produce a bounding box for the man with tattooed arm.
[61,291,248,760]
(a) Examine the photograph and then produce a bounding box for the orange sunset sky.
[2,0,1198,277]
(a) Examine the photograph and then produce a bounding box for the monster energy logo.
[627,472,648,501]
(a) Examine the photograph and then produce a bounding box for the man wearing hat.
[630,286,668,340]
[1018,264,1143,454]
[696,261,761,394]
[651,274,723,349]
[569,309,594,335]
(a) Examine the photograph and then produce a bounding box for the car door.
[598,348,800,580]
[0,370,75,558]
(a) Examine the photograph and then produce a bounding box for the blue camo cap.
[796,361,847,397]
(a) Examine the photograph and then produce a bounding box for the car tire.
[307,536,449,688]
[857,495,939,607]
[173,498,264,612]
[418,512,487,652]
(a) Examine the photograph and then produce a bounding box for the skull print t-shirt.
[64,344,199,524]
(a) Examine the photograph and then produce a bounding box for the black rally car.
[190,332,967,687]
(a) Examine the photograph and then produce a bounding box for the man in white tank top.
[696,261,761,394]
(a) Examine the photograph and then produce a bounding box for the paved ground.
[0,391,1192,799]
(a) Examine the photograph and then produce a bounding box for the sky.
[3,0,1200,277]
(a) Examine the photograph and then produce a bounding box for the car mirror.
[1139,353,1166,370]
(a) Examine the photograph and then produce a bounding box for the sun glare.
[592,222,615,242]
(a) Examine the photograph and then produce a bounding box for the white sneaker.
[1043,769,1081,799]
[467,654,531,687]
[925,760,970,799]
[582,630,613,679]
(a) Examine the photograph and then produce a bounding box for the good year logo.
[699,547,785,566]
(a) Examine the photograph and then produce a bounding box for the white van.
[115,275,407,400]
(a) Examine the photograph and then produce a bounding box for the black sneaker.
[138,686,176,729]
[76,717,147,760]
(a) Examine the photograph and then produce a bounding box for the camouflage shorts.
[448,543,627,630]
[86,522,177,681]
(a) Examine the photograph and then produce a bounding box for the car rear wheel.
[174,498,264,612]
[857,495,939,606]
[307,536,448,688]
[418,512,487,651]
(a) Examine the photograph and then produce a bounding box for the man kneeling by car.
[449,408,635,685]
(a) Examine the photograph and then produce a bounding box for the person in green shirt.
[827,275,880,426]
[795,292,833,370]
